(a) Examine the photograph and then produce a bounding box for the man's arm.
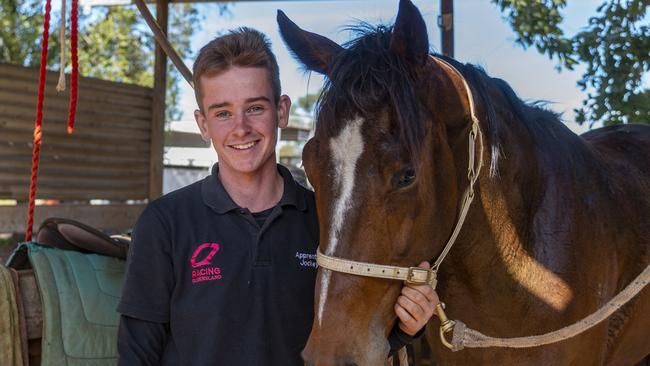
[387,324,425,352]
[117,204,175,365]
[118,315,168,366]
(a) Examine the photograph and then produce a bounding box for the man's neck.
[218,163,284,213]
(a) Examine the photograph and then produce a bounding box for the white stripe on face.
[317,118,365,327]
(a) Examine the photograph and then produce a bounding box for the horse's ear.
[277,10,344,76]
[390,0,429,67]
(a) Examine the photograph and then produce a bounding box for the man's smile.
[229,140,260,150]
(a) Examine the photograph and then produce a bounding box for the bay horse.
[277,0,650,365]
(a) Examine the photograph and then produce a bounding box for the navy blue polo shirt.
[118,164,319,365]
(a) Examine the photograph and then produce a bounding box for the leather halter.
[316,56,484,289]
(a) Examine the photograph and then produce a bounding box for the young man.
[117,28,438,365]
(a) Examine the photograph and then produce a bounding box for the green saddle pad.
[12,243,125,366]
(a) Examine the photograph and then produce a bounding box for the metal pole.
[439,0,454,57]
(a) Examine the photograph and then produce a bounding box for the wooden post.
[149,0,168,200]
[440,0,454,57]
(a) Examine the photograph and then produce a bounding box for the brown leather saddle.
[36,218,130,259]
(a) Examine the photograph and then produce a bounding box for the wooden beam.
[149,0,168,200]
[166,131,210,148]
[440,0,454,57]
[0,203,145,233]
[280,128,310,142]
[133,0,193,87]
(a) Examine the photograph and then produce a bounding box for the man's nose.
[232,113,252,135]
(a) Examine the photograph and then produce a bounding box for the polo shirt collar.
[202,163,307,214]
[277,164,307,211]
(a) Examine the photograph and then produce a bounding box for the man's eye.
[247,105,264,114]
[215,111,231,119]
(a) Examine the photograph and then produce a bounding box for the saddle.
[36,217,130,259]
[4,219,130,366]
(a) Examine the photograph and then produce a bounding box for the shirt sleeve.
[117,204,174,323]
[117,315,168,366]
[388,323,425,352]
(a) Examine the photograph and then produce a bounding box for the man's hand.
[394,261,439,336]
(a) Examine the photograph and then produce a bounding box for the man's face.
[194,66,290,178]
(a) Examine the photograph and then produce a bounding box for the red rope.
[67,0,78,134]
[25,0,53,242]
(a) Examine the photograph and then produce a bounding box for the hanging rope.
[56,0,66,92]
[25,0,53,242]
[67,0,78,134]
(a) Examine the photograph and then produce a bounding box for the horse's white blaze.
[317,118,364,327]
[317,270,332,327]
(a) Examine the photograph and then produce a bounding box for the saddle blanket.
[8,243,125,366]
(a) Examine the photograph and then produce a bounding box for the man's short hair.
[193,27,282,112]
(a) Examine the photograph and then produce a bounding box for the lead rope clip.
[435,302,456,350]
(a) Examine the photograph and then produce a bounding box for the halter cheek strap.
[316,55,484,287]
[316,56,650,354]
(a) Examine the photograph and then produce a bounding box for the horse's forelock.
[315,25,426,166]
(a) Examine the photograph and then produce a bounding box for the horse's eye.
[393,168,416,189]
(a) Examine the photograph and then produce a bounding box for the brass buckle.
[406,267,434,285]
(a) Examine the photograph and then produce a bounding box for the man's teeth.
[231,141,257,150]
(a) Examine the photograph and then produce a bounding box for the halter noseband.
[316,56,484,288]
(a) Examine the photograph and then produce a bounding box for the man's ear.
[277,10,344,76]
[276,95,291,129]
[194,109,211,142]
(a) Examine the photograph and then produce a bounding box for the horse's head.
[279,1,481,364]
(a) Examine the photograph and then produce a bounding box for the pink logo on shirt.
[191,243,220,268]
[190,243,223,283]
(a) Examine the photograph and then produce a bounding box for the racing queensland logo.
[190,243,222,283]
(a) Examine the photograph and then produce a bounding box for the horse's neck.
[446,115,600,312]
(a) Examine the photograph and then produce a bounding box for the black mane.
[316,25,425,164]
[316,24,587,175]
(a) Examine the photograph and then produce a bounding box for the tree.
[291,91,320,117]
[76,3,229,122]
[78,6,153,87]
[493,0,650,126]
[0,1,229,122]
[0,0,60,65]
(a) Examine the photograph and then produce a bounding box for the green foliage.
[290,90,321,119]
[0,0,61,66]
[493,0,650,126]
[78,6,153,87]
[0,1,229,123]
[76,4,220,122]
